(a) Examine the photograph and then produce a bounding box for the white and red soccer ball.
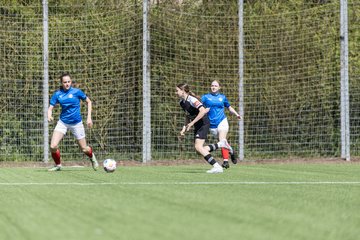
[103,159,117,173]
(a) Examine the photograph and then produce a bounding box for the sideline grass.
[0,163,359,240]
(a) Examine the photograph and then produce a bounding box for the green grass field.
[0,162,359,240]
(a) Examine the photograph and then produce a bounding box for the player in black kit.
[176,83,232,173]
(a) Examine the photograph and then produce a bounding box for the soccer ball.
[103,159,117,173]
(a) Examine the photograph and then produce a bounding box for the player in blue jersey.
[47,72,98,171]
[201,80,241,169]
[176,83,232,173]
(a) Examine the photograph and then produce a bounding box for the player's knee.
[50,146,58,152]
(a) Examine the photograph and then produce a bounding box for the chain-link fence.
[0,1,358,162]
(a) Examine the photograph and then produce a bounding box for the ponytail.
[177,83,201,101]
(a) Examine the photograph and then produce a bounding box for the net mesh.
[0,5,43,161]
[150,2,341,159]
[150,3,240,160]
[47,4,143,161]
[0,1,358,162]
[0,3,143,161]
[243,3,340,158]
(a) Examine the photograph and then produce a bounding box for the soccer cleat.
[222,161,230,169]
[206,163,223,174]
[48,165,62,172]
[90,153,99,171]
[230,151,238,164]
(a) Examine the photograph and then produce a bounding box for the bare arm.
[85,97,93,128]
[185,106,209,132]
[47,105,54,122]
[228,106,241,120]
[180,116,191,136]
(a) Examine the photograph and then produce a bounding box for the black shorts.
[193,122,210,140]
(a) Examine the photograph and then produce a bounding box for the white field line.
[0,181,360,186]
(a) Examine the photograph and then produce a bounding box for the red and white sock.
[221,148,229,162]
[85,146,93,158]
[51,149,61,165]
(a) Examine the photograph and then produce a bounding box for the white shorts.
[54,120,86,140]
[209,118,229,137]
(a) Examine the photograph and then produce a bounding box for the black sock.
[208,143,219,152]
[204,154,216,165]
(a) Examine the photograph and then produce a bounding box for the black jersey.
[179,95,210,127]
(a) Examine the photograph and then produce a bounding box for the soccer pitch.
[0,163,359,240]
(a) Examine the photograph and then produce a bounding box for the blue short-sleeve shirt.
[50,87,87,124]
[201,93,230,128]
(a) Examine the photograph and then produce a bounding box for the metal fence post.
[340,0,350,161]
[43,0,49,163]
[142,0,151,163]
[238,0,244,161]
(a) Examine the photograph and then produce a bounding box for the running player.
[201,80,241,169]
[47,72,98,171]
[176,83,232,173]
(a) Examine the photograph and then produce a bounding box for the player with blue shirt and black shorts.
[201,80,241,169]
[176,83,232,173]
[47,72,98,171]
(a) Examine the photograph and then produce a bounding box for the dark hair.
[59,72,71,90]
[60,72,71,82]
[177,83,201,100]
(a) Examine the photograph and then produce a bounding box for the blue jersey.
[50,87,87,124]
[201,93,230,128]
